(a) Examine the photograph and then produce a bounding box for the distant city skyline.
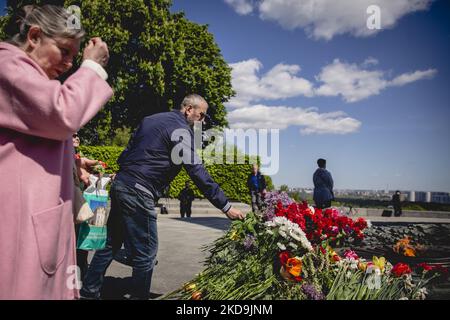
[286,187,450,204]
[286,186,449,193]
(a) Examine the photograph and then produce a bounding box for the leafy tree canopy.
[1,0,234,144]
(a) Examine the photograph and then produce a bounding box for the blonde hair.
[7,4,85,46]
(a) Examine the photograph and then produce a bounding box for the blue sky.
[170,0,450,192]
[1,0,449,192]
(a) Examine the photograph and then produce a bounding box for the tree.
[279,184,289,192]
[1,0,234,145]
[111,126,132,147]
[265,175,274,191]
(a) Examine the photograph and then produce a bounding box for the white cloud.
[228,59,314,108]
[362,57,379,67]
[228,58,437,105]
[315,59,437,102]
[390,69,437,86]
[228,104,361,135]
[224,0,433,40]
[224,0,255,15]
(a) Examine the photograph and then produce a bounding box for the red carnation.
[417,263,433,272]
[279,251,290,265]
[392,263,412,277]
[355,217,368,230]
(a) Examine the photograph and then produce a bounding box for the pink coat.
[0,42,113,299]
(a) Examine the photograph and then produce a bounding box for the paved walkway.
[90,212,232,299]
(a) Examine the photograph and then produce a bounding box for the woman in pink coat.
[0,5,113,299]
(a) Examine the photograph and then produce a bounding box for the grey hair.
[180,94,208,110]
[8,5,85,46]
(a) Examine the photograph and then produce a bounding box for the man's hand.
[225,207,246,220]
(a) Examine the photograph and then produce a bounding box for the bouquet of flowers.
[164,192,446,300]
[91,160,107,175]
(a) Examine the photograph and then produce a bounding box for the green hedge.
[169,165,253,203]
[77,146,273,204]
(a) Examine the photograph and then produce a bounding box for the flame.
[393,237,417,257]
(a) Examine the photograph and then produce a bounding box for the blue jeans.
[80,180,158,299]
[250,190,263,212]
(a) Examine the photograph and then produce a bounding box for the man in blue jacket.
[313,158,334,209]
[81,94,245,300]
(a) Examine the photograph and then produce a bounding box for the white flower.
[348,260,358,270]
[414,288,428,300]
[265,229,274,235]
[288,242,298,250]
[367,220,372,228]
[265,221,276,227]
[289,229,304,241]
[266,216,313,251]
[274,217,286,226]
[346,271,353,279]
[309,206,315,214]
[277,242,287,251]
[404,274,415,289]
[399,297,409,300]
[279,230,288,239]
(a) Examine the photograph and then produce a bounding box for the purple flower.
[243,234,256,250]
[301,284,325,300]
[263,211,275,222]
[262,191,294,221]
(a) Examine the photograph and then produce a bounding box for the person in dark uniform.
[178,181,195,218]
[393,190,402,217]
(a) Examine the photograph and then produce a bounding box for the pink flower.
[344,250,359,260]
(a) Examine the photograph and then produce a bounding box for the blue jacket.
[247,172,266,193]
[115,110,231,212]
[313,168,334,204]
